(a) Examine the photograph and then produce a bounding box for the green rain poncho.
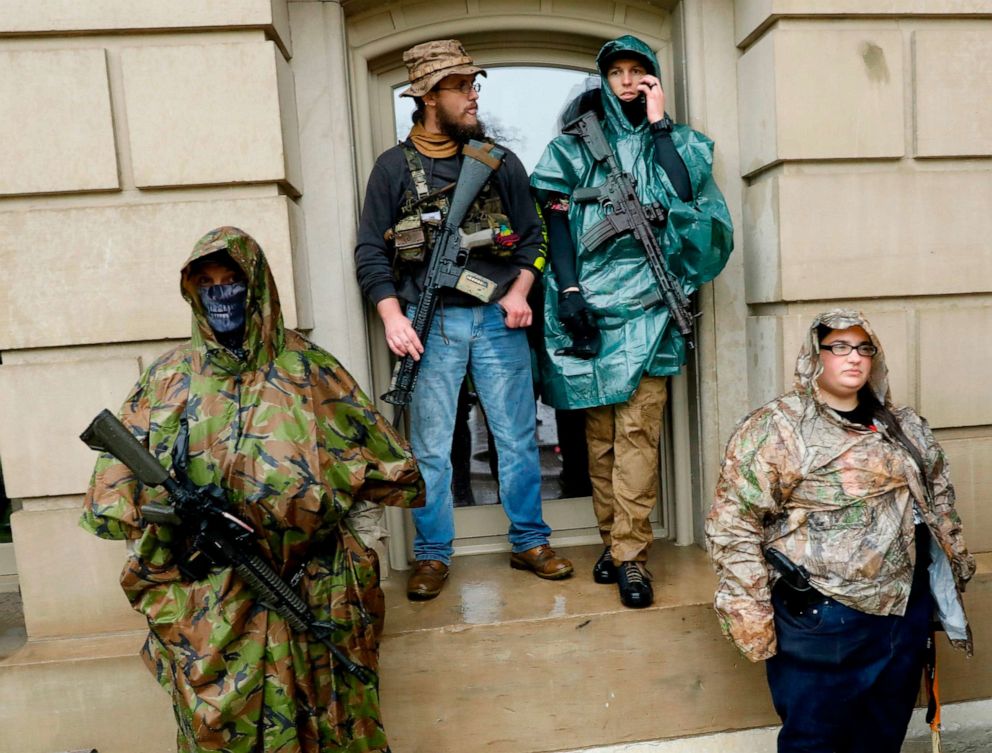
[531,36,734,409]
[81,227,424,753]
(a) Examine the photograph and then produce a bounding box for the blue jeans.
[408,303,550,564]
[766,579,932,753]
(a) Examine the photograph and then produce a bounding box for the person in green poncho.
[81,227,424,753]
[531,35,734,608]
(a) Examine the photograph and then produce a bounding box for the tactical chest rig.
[386,144,519,265]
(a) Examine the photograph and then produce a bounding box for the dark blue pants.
[766,577,932,753]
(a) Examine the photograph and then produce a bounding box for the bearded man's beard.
[438,105,486,143]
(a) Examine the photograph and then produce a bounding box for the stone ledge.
[735,2,992,49]
[0,629,146,668]
[379,544,776,753]
[0,630,173,753]
[382,541,717,637]
[0,0,292,57]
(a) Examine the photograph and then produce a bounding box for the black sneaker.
[617,561,653,608]
[593,547,618,584]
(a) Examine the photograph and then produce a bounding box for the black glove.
[558,291,596,336]
[556,291,599,359]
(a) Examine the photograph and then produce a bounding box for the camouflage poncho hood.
[181,226,284,372]
[82,227,424,752]
[793,308,891,409]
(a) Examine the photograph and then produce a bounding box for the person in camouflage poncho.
[81,227,424,753]
[706,309,974,752]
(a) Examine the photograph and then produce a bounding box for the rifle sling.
[462,142,502,170]
[402,145,432,202]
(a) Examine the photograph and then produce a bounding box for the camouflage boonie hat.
[399,39,486,97]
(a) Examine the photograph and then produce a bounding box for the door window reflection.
[393,65,594,172]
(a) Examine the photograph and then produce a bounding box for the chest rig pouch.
[385,145,520,266]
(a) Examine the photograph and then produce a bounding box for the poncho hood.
[794,308,892,409]
[595,35,661,135]
[181,226,285,372]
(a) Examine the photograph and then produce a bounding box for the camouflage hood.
[181,226,285,371]
[793,308,891,408]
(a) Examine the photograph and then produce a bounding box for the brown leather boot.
[407,560,449,600]
[509,545,574,580]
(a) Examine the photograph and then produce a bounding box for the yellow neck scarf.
[408,122,459,159]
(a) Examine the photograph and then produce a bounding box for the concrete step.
[0,631,173,753]
[1,547,989,753]
[378,546,992,753]
[553,698,992,753]
[377,543,775,753]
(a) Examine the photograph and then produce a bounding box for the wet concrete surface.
[0,568,992,753]
[901,703,992,753]
[0,590,27,661]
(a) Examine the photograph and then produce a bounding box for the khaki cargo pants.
[585,376,667,564]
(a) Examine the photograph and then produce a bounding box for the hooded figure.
[529,35,734,609]
[81,227,424,753]
[706,309,974,752]
[530,35,734,409]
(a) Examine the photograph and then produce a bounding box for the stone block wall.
[736,4,992,551]
[0,0,305,638]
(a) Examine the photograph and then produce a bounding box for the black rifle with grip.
[562,110,696,348]
[381,140,506,407]
[80,409,375,685]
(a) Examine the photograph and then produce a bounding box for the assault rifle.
[382,140,506,407]
[80,409,375,685]
[562,110,696,348]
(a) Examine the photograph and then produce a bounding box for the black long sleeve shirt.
[355,139,544,307]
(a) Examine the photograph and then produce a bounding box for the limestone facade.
[736,9,992,550]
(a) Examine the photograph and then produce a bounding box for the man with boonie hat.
[356,39,572,600]
[399,38,487,97]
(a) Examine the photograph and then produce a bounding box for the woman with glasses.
[705,309,974,753]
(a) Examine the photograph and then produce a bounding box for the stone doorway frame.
[295,0,747,569]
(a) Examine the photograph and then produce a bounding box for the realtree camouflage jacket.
[81,227,424,753]
[705,310,974,663]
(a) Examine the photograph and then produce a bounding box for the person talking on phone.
[531,35,734,608]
